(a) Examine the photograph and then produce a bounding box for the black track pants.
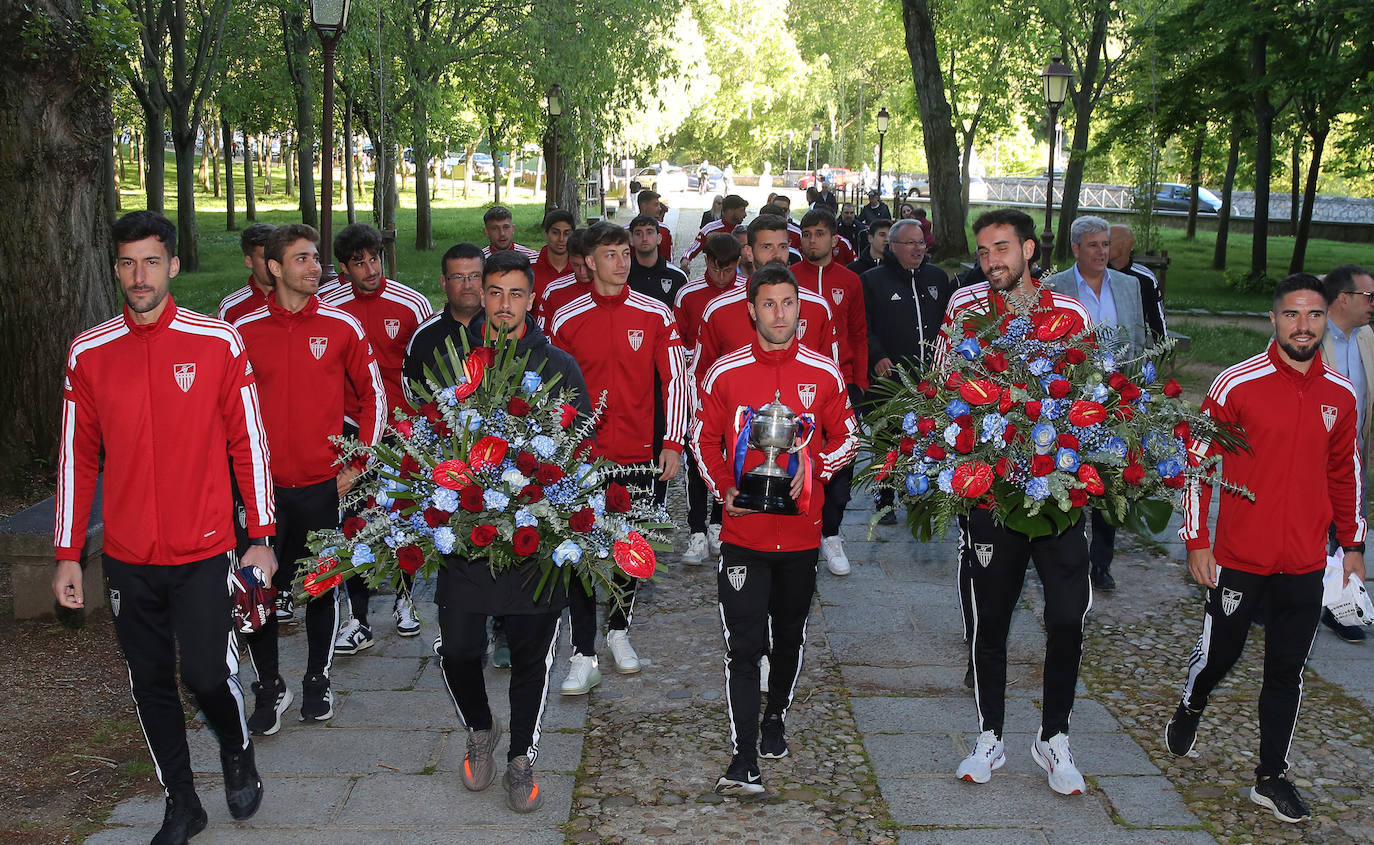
[105,554,249,799]
[1178,566,1323,778]
[246,479,341,682]
[963,508,1090,740]
[1089,508,1117,572]
[717,542,818,760]
[685,446,723,535]
[436,569,561,763]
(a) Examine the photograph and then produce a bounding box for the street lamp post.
[310,0,350,269]
[1039,56,1072,269]
[785,129,794,176]
[543,84,562,213]
[875,107,890,207]
[808,123,821,179]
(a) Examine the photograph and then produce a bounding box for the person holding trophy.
[690,264,859,795]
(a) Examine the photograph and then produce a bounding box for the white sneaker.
[394,596,421,637]
[682,532,709,565]
[822,536,851,576]
[432,634,443,655]
[955,730,1006,783]
[1031,733,1086,795]
[333,616,374,655]
[759,654,770,692]
[605,629,641,674]
[707,523,722,556]
[560,654,601,695]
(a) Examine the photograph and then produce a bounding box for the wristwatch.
[1342,543,1365,554]
[247,536,274,549]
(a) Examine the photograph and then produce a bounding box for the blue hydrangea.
[431,488,459,513]
[1031,423,1057,453]
[459,409,484,431]
[553,539,582,567]
[375,490,394,508]
[1141,361,1157,385]
[1091,383,1110,403]
[1055,448,1080,472]
[1137,391,1150,404]
[514,507,537,528]
[938,467,955,494]
[432,527,456,554]
[437,386,459,406]
[577,464,600,487]
[530,434,557,459]
[945,399,970,419]
[1102,436,1128,461]
[589,493,606,515]
[1025,476,1051,501]
[1099,352,1117,372]
[1041,399,1065,420]
[522,370,543,393]
[483,490,510,512]
[943,422,962,447]
[956,338,982,360]
[408,515,428,533]
[1143,430,1172,455]
[351,544,375,565]
[980,413,1008,444]
[902,412,920,435]
[384,530,405,549]
[1029,357,1054,377]
[1157,458,1183,478]
[905,473,929,496]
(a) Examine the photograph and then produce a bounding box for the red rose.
[1122,463,1146,486]
[432,458,472,490]
[468,436,509,471]
[348,452,369,471]
[573,438,595,460]
[1064,348,1087,364]
[899,436,917,456]
[605,482,633,513]
[397,545,425,575]
[995,457,1010,478]
[1032,454,1055,477]
[1113,405,1136,421]
[925,444,947,460]
[944,372,965,390]
[917,380,932,395]
[876,450,899,481]
[951,461,994,498]
[1119,383,1142,402]
[471,524,498,546]
[998,392,1015,414]
[922,382,939,399]
[519,484,545,504]
[569,508,596,533]
[1025,400,1042,421]
[395,419,414,438]
[1078,464,1105,495]
[917,417,937,436]
[1048,379,1072,399]
[469,346,496,367]
[535,463,566,485]
[433,419,452,438]
[1174,421,1191,441]
[1003,423,1018,445]
[959,380,1002,406]
[507,396,531,417]
[342,516,367,539]
[420,402,441,422]
[1163,379,1183,398]
[955,428,975,454]
[559,404,578,428]
[1162,474,1186,489]
[955,413,973,428]
[512,526,541,557]
[399,454,421,479]
[423,507,451,528]
[1057,433,1080,450]
[1108,372,1129,391]
[1068,400,1107,427]
[1068,488,1088,508]
[985,352,1010,373]
[515,451,538,476]
[460,485,484,513]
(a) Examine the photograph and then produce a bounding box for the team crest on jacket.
[831,288,844,305]
[384,318,401,339]
[797,383,817,409]
[109,589,120,617]
[975,543,994,567]
[661,278,673,293]
[309,336,328,360]
[727,565,747,591]
[928,286,940,299]
[797,318,808,339]
[627,329,644,351]
[1322,404,1338,432]
[173,363,196,392]
[1220,587,1242,616]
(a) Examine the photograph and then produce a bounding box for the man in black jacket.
[860,220,956,521]
[436,249,591,814]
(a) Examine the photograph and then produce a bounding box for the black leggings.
[1178,566,1323,777]
[105,554,249,799]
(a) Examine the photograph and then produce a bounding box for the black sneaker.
[964,658,975,690]
[220,743,263,820]
[1091,566,1116,591]
[247,677,292,736]
[715,754,764,795]
[150,793,207,845]
[274,593,295,623]
[759,713,788,759]
[1164,700,1202,756]
[300,673,334,722]
[878,510,898,526]
[1251,774,1311,823]
[1323,608,1368,643]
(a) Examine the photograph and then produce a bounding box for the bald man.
[1107,225,1167,343]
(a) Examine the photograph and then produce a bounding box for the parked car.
[904,174,985,200]
[631,165,689,194]
[797,168,857,191]
[469,152,494,176]
[686,164,725,193]
[1148,183,1223,213]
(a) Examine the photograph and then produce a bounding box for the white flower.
[502,468,530,489]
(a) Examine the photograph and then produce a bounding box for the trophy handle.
[789,418,816,454]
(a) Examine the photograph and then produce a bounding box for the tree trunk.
[197,125,211,192]
[489,125,503,206]
[1289,125,1328,275]
[134,130,144,188]
[209,125,220,198]
[1054,1,1110,265]
[898,0,968,259]
[281,10,317,226]
[284,132,295,196]
[344,101,356,224]
[412,98,433,250]
[222,117,236,230]
[1250,27,1274,279]
[0,0,119,487]
[170,109,201,271]
[1185,125,1204,239]
[104,138,118,220]
[1289,131,1300,231]
[1212,113,1243,271]
[144,107,166,212]
[117,132,126,182]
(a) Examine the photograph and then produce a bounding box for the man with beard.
[692,263,858,795]
[219,223,277,324]
[481,206,540,260]
[937,209,1095,798]
[439,249,591,814]
[1167,273,1365,824]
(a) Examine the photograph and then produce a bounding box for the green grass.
[1169,319,1272,368]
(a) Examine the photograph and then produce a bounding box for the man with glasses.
[859,219,954,523]
[403,242,485,405]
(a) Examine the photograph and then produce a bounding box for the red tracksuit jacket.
[790,260,869,389]
[692,284,839,390]
[548,285,688,464]
[1182,342,1367,575]
[934,281,1093,370]
[217,277,269,326]
[234,295,386,488]
[323,278,433,417]
[692,339,859,552]
[55,299,275,565]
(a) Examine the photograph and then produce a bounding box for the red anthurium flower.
[1078,464,1105,495]
[613,531,656,578]
[951,461,994,498]
[452,353,486,401]
[431,458,472,490]
[876,450,899,481]
[959,380,1002,406]
[1068,400,1107,427]
[397,545,425,575]
[1034,312,1076,341]
[998,392,1015,414]
[467,436,509,471]
[944,372,965,390]
[303,557,343,596]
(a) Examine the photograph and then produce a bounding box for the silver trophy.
[734,392,815,514]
